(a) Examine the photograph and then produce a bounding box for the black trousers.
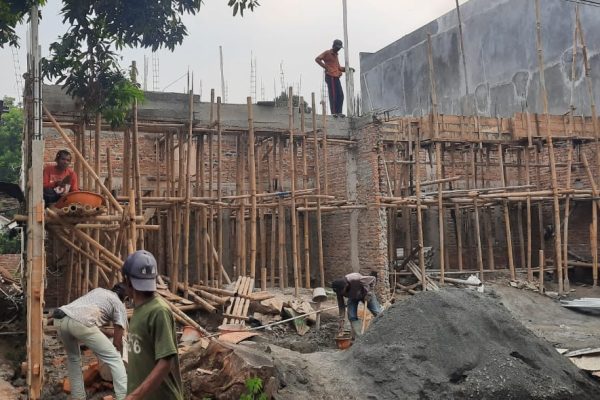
[325,75,344,115]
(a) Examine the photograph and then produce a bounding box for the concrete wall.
[360,0,600,117]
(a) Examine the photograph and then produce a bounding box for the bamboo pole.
[129,189,137,254]
[269,140,277,287]
[93,113,101,287]
[277,135,286,288]
[287,88,300,296]
[562,142,573,291]
[575,5,600,171]
[313,93,325,287]
[43,106,123,213]
[199,134,208,285]
[208,131,215,286]
[525,147,533,281]
[427,33,445,283]
[498,144,515,280]
[195,135,202,284]
[301,97,311,288]
[539,249,545,292]
[155,138,161,196]
[132,96,143,245]
[582,153,599,286]
[535,0,563,293]
[123,127,130,196]
[321,101,329,195]
[240,136,247,277]
[413,123,426,290]
[217,97,224,286]
[183,90,193,293]
[247,97,258,280]
[592,208,598,288]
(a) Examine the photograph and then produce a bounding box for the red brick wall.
[0,254,20,276]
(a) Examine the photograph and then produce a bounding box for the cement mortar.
[347,288,600,399]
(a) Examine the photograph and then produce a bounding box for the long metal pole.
[219,46,226,102]
[342,0,354,116]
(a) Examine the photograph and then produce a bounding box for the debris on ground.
[348,289,600,399]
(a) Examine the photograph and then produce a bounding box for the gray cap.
[122,250,158,292]
[333,39,343,48]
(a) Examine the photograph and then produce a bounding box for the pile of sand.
[347,289,600,399]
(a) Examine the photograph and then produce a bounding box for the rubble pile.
[348,289,600,399]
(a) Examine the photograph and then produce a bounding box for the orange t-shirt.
[317,49,345,78]
[43,165,79,194]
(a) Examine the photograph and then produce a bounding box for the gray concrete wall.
[43,85,351,139]
[360,0,600,117]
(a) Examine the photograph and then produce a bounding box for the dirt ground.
[2,276,600,399]
[492,282,600,349]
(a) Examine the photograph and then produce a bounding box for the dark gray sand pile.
[348,289,600,400]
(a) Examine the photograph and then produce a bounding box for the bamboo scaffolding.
[288,88,300,296]
[427,33,446,283]
[313,93,325,287]
[535,0,564,293]
[247,97,258,281]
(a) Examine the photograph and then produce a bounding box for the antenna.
[260,79,265,101]
[279,61,285,96]
[11,47,23,102]
[152,53,160,91]
[250,51,257,101]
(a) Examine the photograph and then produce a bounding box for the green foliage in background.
[0,231,20,254]
[0,0,46,47]
[0,97,22,184]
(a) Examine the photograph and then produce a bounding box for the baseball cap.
[333,39,343,48]
[122,250,158,291]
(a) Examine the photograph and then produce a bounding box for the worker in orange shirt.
[315,39,353,117]
[43,149,79,205]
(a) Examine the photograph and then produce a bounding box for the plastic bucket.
[312,287,327,303]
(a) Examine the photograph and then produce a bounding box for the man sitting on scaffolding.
[43,149,79,205]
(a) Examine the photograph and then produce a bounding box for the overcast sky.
[0,0,467,106]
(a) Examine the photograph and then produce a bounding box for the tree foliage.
[0,231,20,254]
[41,0,258,127]
[0,97,23,184]
[0,0,45,48]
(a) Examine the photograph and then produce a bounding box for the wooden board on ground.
[222,276,255,326]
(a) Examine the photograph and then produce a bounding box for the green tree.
[0,0,46,48]
[0,97,23,184]
[0,231,20,254]
[42,0,259,126]
[1,1,258,48]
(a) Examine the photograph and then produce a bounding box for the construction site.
[1,0,600,399]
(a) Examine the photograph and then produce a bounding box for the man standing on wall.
[123,250,184,400]
[332,272,383,338]
[315,39,353,117]
[43,149,79,205]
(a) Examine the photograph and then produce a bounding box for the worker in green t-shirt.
[122,250,184,400]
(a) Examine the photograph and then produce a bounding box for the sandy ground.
[492,282,600,349]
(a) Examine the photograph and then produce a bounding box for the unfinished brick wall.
[0,254,20,276]
[354,124,390,299]
[43,122,360,298]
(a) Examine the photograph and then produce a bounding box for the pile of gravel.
[347,289,600,400]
